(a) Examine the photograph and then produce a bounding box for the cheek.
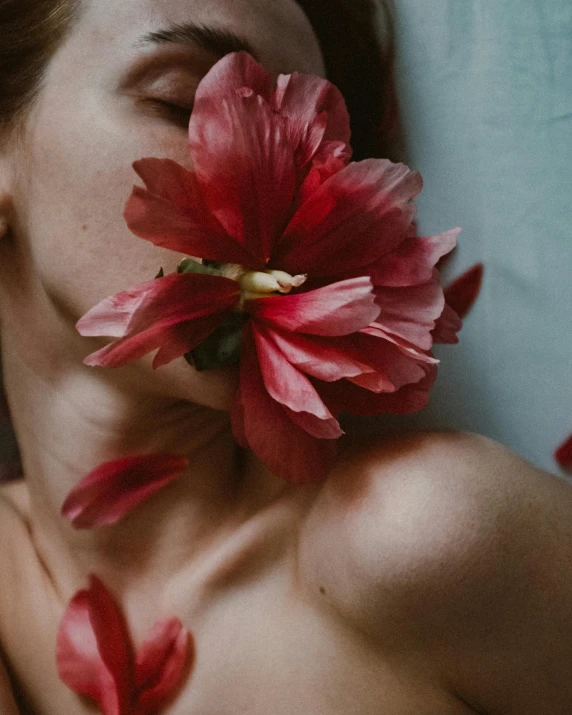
[17,92,192,321]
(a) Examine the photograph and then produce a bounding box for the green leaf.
[186,313,248,371]
[177,258,223,277]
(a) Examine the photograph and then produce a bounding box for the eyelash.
[147,99,194,127]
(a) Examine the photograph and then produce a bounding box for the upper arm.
[300,431,572,714]
[0,489,29,715]
[428,436,572,714]
[0,497,20,715]
[0,656,19,715]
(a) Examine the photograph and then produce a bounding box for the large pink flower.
[77,52,461,483]
[57,575,192,715]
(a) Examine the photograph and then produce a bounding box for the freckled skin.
[1,1,572,714]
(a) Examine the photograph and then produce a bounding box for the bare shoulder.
[299,430,572,712]
[300,430,563,606]
[299,429,572,624]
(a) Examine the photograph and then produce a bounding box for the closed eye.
[145,99,194,128]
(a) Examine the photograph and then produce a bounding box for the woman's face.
[1,0,325,410]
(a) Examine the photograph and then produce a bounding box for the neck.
[1,341,289,600]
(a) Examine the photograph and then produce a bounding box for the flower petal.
[124,159,254,266]
[135,619,192,715]
[79,274,239,369]
[294,142,350,208]
[57,576,133,715]
[194,51,273,106]
[82,314,228,370]
[369,229,461,287]
[76,279,160,339]
[57,591,121,715]
[77,274,238,338]
[362,323,440,365]
[272,71,352,165]
[61,455,189,529]
[375,280,445,350]
[233,328,338,483]
[555,434,572,470]
[444,263,485,319]
[253,325,342,437]
[150,315,230,369]
[194,52,351,172]
[320,365,438,417]
[86,577,134,708]
[263,327,378,383]
[432,303,463,345]
[248,277,379,336]
[189,91,297,264]
[275,159,422,277]
[345,331,429,391]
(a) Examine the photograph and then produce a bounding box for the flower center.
[176,258,307,307]
[215,264,306,308]
[238,269,307,301]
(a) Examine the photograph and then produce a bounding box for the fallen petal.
[444,263,484,319]
[57,577,193,715]
[61,455,189,529]
[135,619,192,715]
[56,575,132,715]
[555,434,572,470]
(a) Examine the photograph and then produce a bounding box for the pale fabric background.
[367,0,572,476]
[1,0,571,478]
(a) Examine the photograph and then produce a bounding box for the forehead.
[68,0,325,76]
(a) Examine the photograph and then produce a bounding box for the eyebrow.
[137,22,258,60]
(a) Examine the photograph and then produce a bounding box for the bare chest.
[3,569,473,715]
[0,483,476,715]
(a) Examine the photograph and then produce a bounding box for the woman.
[0,0,571,713]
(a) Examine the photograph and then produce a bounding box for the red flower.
[56,575,192,715]
[61,455,189,529]
[77,52,461,483]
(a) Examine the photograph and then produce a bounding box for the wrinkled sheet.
[368,0,572,475]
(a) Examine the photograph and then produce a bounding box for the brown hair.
[0,0,80,140]
[296,0,401,161]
